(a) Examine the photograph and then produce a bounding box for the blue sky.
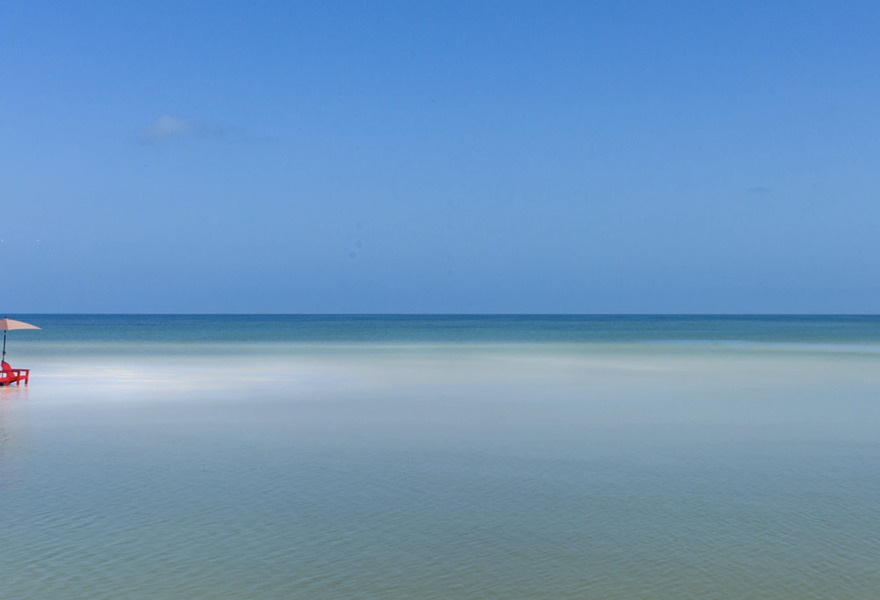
[3,1,879,313]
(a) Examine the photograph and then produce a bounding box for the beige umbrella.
[1,318,40,363]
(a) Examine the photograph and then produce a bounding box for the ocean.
[2,315,879,599]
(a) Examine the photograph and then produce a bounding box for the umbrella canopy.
[1,317,40,362]
[0,318,41,332]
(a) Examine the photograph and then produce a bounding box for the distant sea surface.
[2,315,879,599]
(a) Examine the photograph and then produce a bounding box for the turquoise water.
[2,316,880,599]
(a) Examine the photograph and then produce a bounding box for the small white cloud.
[141,115,207,143]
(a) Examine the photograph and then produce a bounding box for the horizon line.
[6,312,880,318]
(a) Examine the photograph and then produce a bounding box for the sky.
[2,1,879,313]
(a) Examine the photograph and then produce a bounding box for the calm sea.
[2,315,879,599]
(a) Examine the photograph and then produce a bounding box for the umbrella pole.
[2,330,6,362]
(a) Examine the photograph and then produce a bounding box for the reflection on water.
[0,387,30,472]
[2,318,880,599]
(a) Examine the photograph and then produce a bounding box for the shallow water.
[2,316,880,599]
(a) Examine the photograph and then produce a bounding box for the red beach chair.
[0,360,29,386]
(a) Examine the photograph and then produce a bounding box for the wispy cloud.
[140,115,221,143]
